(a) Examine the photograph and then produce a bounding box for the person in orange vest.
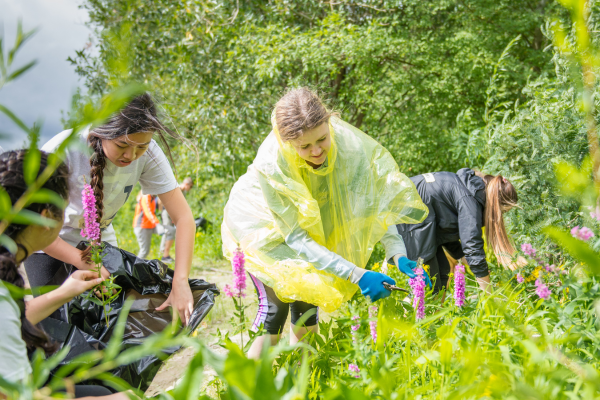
[133,192,164,259]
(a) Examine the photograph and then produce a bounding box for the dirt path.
[144,259,256,397]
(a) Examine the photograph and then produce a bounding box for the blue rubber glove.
[396,256,432,288]
[357,271,395,302]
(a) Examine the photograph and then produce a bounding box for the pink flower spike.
[230,247,247,297]
[81,184,100,244]
[516,273,524,284]
[521,243,536,257]
[223,284,233,298]
[348,363,360,378]
[535,278,551,300]
[588,206,600,222]
[369,306,378,343]
[571,226,594,241]
[454,264,466,307]
[408,268,426,319]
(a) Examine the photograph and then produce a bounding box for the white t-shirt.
[0,281,32,383]
[42,128,178,247]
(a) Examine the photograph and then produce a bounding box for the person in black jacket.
[396,168,518,293]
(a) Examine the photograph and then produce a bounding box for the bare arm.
[43,236,90,270]
[25,270,104,325]
[43,237,110,279]
[155,188,195,325]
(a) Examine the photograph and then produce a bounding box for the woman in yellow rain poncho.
[222,88,428,357]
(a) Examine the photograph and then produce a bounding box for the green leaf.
[0,104,31,133]
[223,341,257,397]
[0,234,17,254]
[11,209,58,227]
[172,351,204,400]
[24,147,41,185]
[543,226,600,276]
[104,298,134,361]
[26,188,66,208]
[7,60,36,81]
[0,186,12,217]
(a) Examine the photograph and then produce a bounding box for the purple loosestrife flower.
[545,264,557,273]
[571,226,595,241]
[81,184,100,244]
[535,278,551,300]
[588,206,600,222]
[351,315,360,332]
[521,243,536,257]
[516,273,524,284]
[409,268,426,320]
[454,264,466,307]
[369,306,378,343]
[230,247,247,297]
[222,284,233,298]
[348,364,360,378]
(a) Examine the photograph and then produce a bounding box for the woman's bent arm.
[156,187,195,325]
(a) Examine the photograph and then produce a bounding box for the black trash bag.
[194,216,212,231]
[39,241,219,392]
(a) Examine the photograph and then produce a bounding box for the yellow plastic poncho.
[222,116,428,312]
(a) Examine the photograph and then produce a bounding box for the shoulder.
[41,126,91,153]
[41,129,75,152]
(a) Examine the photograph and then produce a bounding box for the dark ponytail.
[81,93,184,263]
[0,150,70,355]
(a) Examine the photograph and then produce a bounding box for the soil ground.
[144,259,256,397]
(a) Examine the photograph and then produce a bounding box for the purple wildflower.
[535,278,551,300]
[229,247,247,297]
[521,243,536,257]
[369,306,378,343]
[409,268,426,320]
[222,284,233,298]
[454,264,466,307]
[571,226,595,241]
[81,184,100,244]
[348,363,360,378]
[588,206,600,221]
[350,315,360,332]
[545,264,557,273]
[516,273,524,284]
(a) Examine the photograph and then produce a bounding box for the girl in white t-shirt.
[24,93,196,325]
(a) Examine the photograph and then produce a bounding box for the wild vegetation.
[1,0,600,399]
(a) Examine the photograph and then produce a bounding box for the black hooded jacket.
[396,168,489,278]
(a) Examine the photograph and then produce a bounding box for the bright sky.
[0,0,90,150]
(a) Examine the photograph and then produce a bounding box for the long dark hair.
[0,150,70,355]
[82,93,183,262]
[481,174,519,269]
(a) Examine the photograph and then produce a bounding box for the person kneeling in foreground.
[221,88,429,358]
[0,150,131,399]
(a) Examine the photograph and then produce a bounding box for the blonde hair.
[481,174,519,270]
[274,87,337,142]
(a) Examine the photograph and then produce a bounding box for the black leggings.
[72,385,114,397]
[426,242,464,293]
[249,273,318,334]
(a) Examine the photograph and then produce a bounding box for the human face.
[102,132,154,167]
[290,122,331,168]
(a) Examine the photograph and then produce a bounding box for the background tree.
[70,0,569,257]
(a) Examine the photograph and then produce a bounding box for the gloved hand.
[357,271,395,302]
[155,224,165,236]
[396,256,432,288]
